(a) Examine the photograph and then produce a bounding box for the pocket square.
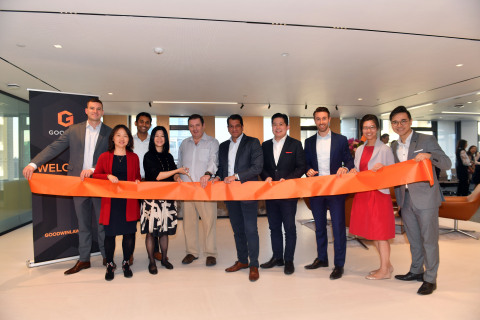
[413,149,424,153]
[285,152,292,154]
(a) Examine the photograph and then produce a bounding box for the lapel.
[329,131,336,161]
[234,134,248,169]
[370,138,384,160]
[276,136,291,168]
[79,121,87,152]
[95,123,108,153]
[407,131,418,160]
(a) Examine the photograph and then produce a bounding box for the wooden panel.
[103,115,128,129]
[156,115,170,137]
[243,116,264,143]
[203,116,215,138]
[330,117,340,134]
[289,116,301,141]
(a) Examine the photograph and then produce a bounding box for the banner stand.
[26,252,101,268]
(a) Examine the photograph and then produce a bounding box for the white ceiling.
[1,0,480,121]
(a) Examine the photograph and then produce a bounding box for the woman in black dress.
[93,125,141,281]
[467,145,480,188]
[142,126,187,274]
[456,139,471,196]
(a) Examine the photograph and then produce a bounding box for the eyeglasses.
[391,119,409,126]
[362,125,376,131]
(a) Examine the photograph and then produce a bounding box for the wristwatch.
[204,171,212,177]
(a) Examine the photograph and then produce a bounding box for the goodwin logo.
[58,110,74,127]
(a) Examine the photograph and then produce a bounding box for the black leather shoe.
[260,257,284,269]
[122,261,133,278]
[206,256,216,267]
[394,272,424,282]
[304,258,328,270]
[182,254,198,264]
[161,260,174,270]
[417,281,436,295]
[329,266,344,280]
[148,262,158,275]
[284,261,295,275]
[105,263,115,281]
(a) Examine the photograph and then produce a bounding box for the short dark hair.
[188,114,204,125]
[149,126,170,154]
[271,113,288,126]
[227,114,243,126]
[313,107,330,118]
[136,112,152,123]
[87,97,103,109]
[380,133,389,139]
[360,114,380,130]
[108,124,134,152]
[389,106,411,121]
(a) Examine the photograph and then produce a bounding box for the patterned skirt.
[140,199,177,236]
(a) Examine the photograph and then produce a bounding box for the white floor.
[1,200,480,320]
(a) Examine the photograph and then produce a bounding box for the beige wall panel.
[204,116,215,138]
[243,116,264,143]
[103,115,128,129]
[330,118,340,134]
[289,116,301,141]
[156,115,170,137]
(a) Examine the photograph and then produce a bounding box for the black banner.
[29,90,100,263]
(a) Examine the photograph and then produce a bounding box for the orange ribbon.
[28,159,434,201]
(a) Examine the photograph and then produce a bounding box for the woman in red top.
[349,114,395,280]
[93,124,141,281]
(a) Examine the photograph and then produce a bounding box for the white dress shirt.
[177,133,219,182]
[228,134,243,176]
[396,130,413,163]
[133,133,150,179]
[272,135,287,165]
[316,130,331,176]
[83,121,102,171]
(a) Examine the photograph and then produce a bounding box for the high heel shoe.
[161,260,174,270]
[122,260,133,278]
[105,262,115,281]
[148,262,158,275]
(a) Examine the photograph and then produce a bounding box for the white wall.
[461,121,479,149]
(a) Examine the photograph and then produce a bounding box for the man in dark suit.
[390,106,451,295]
[214,114,263,282]
[23,97,112,274]
[304,107,354,280]
[259,113,306,275]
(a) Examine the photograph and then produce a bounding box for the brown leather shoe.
[154,252,163,261]
[225,261,249,272]
[129,255,134,266]
[182,254,198,264]
[64,260,91,275]
[249,266,259,282]
[206,256,216,266]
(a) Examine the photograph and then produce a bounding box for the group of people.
[456,140,480,196]
[23,99,451,295]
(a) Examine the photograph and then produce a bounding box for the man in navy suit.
[260,113,306,275]
[214,114,263,282]
[304,107,354,280]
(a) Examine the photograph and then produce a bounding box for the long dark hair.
[456,139,467,152]
[108,124,134,152]
[149,126,170,154]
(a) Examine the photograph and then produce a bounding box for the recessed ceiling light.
[456,64,463,67]
[108,92,113,95]
[53,44,62,49]
[467,101,472,104]
[441,111,480,115]
[281,53,289,57]
[357,98,363,101]
[408,103,432,110]
[16,44,26,48]
[429,109,433,111]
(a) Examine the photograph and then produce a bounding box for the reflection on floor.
[1,200,479,320]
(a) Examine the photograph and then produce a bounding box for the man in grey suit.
[389,106,451,295]
[214,114,263,282]
[23,97,112,275]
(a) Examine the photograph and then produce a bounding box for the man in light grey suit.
[389,106,451,295]
[23,97,112,275]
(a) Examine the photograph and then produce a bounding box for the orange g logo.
[58,111,74,127]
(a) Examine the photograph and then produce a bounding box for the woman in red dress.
[93,125,141,281]
[349,114,395,280]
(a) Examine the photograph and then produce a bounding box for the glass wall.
[0,92,32,234]
[169,117,190,163]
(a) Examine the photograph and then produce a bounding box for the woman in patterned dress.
[141,126,187,274]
